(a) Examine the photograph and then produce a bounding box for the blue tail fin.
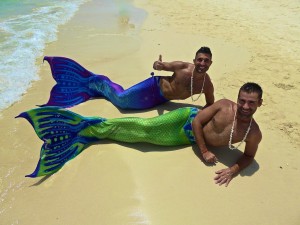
[41,56,96,108]
[16,106,105,177]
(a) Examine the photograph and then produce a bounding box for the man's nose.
[243,102,250,109]
[200,60,206,65]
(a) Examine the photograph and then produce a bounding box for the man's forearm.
[192,122,208,154]
[230,154,254,174]
[204,95,214,108]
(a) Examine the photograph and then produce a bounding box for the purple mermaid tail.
[41,56,108,108]
[42,56,168,109]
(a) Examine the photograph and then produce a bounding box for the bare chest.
[175,73,205,93]
[203,114,251,146]
[203,117,232,146]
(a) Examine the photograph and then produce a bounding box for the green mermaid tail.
[91,107,197,145]
[17,107,198,177]
[16,107,105,177]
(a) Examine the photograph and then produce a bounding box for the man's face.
[237,91,262,118]
[193,53,212,73]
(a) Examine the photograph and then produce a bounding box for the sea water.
[0,0,87,112]
[0,0,147,113]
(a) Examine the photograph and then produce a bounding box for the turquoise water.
[0,0,147,113]
[0,0,87,112]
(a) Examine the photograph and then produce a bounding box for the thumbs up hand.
[153,54,163,71]
[158,54,162,62]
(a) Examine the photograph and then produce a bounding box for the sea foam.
[0,0,87,112]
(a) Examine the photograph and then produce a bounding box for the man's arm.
[231,130,262,173]
[203,77,215,109]
[153,54,187,72]
[215,129,262,187]
[192,100,223,162]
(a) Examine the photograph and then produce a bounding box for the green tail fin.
[16,106,105,177]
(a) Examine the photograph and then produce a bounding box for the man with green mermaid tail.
[18,83,263,187]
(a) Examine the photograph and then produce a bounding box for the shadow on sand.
[31,139,259,186]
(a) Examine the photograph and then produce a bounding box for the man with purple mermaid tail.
[42,47,215,110]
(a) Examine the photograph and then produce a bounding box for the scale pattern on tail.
[17,106,199,177]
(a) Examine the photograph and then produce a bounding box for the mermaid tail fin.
[41,56,98,108]
[16,106,105,177]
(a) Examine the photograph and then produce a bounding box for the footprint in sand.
[273,83,295,90]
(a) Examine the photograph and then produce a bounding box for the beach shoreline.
[1,0,299,224]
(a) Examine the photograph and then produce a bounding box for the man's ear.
[258,99,263,107]
[193,58,196,64]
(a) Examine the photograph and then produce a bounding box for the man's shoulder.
[250,120,262,139]
[204,98,233,113]
[205,74,213,84]
[214,98,234,106]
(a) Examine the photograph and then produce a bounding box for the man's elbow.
[203,101,213,109]
[191,120,196,130]
[206,96,215,106]
[192,119,200,131]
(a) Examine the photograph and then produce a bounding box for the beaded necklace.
[190,68,206,102]
[228,109,253,150]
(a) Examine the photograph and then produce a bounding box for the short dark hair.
[196,47,212,58]
[239,82,263,99]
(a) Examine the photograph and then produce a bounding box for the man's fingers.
[215,169,224,174]
[159,54,162,61]
[206,157,214,163]
[215,175,228,186]
[210,156,217,163]
[213,169,232,187]
[214,174,221,180]
[214,176,223,184]
[225,179,231,187]
[218,178,227,186]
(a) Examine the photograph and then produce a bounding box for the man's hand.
[202,151,217,163]
[154,55,163,70]
[214,168,234,187]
